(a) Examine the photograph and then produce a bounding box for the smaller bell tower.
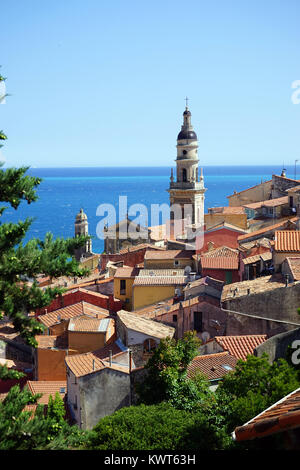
[74,208,92,261]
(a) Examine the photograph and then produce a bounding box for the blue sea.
[2,165,296,253]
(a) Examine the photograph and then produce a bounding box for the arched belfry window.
[182,168,187,182]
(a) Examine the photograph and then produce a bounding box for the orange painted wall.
[36,348,68,381]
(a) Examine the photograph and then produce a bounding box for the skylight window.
[222,365,233,371]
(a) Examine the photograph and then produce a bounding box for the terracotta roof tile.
[118,243,165,254]
[238,218,298,242]
[144,250,194,260]
[133,269,186,286]
[234,387,300,441]
[243,196,288,210]
[274,231,300,252]
[200,256,239,270]
[38,301,109,328]
[65,342,128,377]
[201,246,239,258]
[208,206,245,214]
[36,335,68,349]
[214,335,267,360]
[114,266,140,278]
[68,316,114,333]
[26,381,67,405]
[187,352,238,381]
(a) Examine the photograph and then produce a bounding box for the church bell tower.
[167,101,206,230]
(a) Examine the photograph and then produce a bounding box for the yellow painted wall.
[79,255,100,270]
[204,213,248,230]
[228,181,272,207]
[144,259,194,269]
[114,277,135,310]
[133,285,176,310]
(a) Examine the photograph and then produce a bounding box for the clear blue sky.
[1,0,300,167]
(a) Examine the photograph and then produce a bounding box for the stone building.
[116,310,175,367]
[74,208,93,262]
[167,103,206,232]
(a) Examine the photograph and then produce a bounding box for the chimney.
[285,274,289,287]
[129,349,132,373]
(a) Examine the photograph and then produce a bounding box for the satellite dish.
[175,288,181,296]
[201,331,210,343]
[184,265,192,275]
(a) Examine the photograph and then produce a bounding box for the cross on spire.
[185,96,189,108]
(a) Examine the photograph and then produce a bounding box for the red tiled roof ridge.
[233,387,300,442]
[194,351,230,359]
[238,217,298,241]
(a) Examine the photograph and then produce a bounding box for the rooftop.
[201,246,239,258]
[213,335,267,360]
[227,179,272,198]
[205,222,247,234]
[133,269,186,286]
[68,315,114,333]
[200,246,239,270]
[26,381,67,405]
[118,243,166,254]
[237,218,298,242]
[221,274,288,302]
[274,231,300,252]
[233,387,300,442]
[208,206,245,214]
[114,266,140,278]
[36,335,68,350]
[144,249,194,260]
[243,196,289,210]
[285,257,300,281]
[200,257,239,270]
[183,276,224,292]
[117,310,175,339]
[65,341,128,378]
[242,252,272,265]
[187,352,237,381]
[37,301,109,328]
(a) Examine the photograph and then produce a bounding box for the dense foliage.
[86,402,231,451]
[137,331,211,410]
[0,385,88,450]
[216,353,300,433]
[87,350,300,451]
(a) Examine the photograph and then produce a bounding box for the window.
[174,260,180,266]
[173,314,177,323]
[225,271,233,284]
[222,365,233,371]
[120,279,126,295]
[143,338,156,353]
[194,311,203,332]
[182,168,187,182]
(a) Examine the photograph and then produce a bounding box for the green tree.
[137,331,211,410]
[85,402,231,451]
[216,354,300,433]
[0,384,88,450]
[0,71,90,384]
[47,392,66,422]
